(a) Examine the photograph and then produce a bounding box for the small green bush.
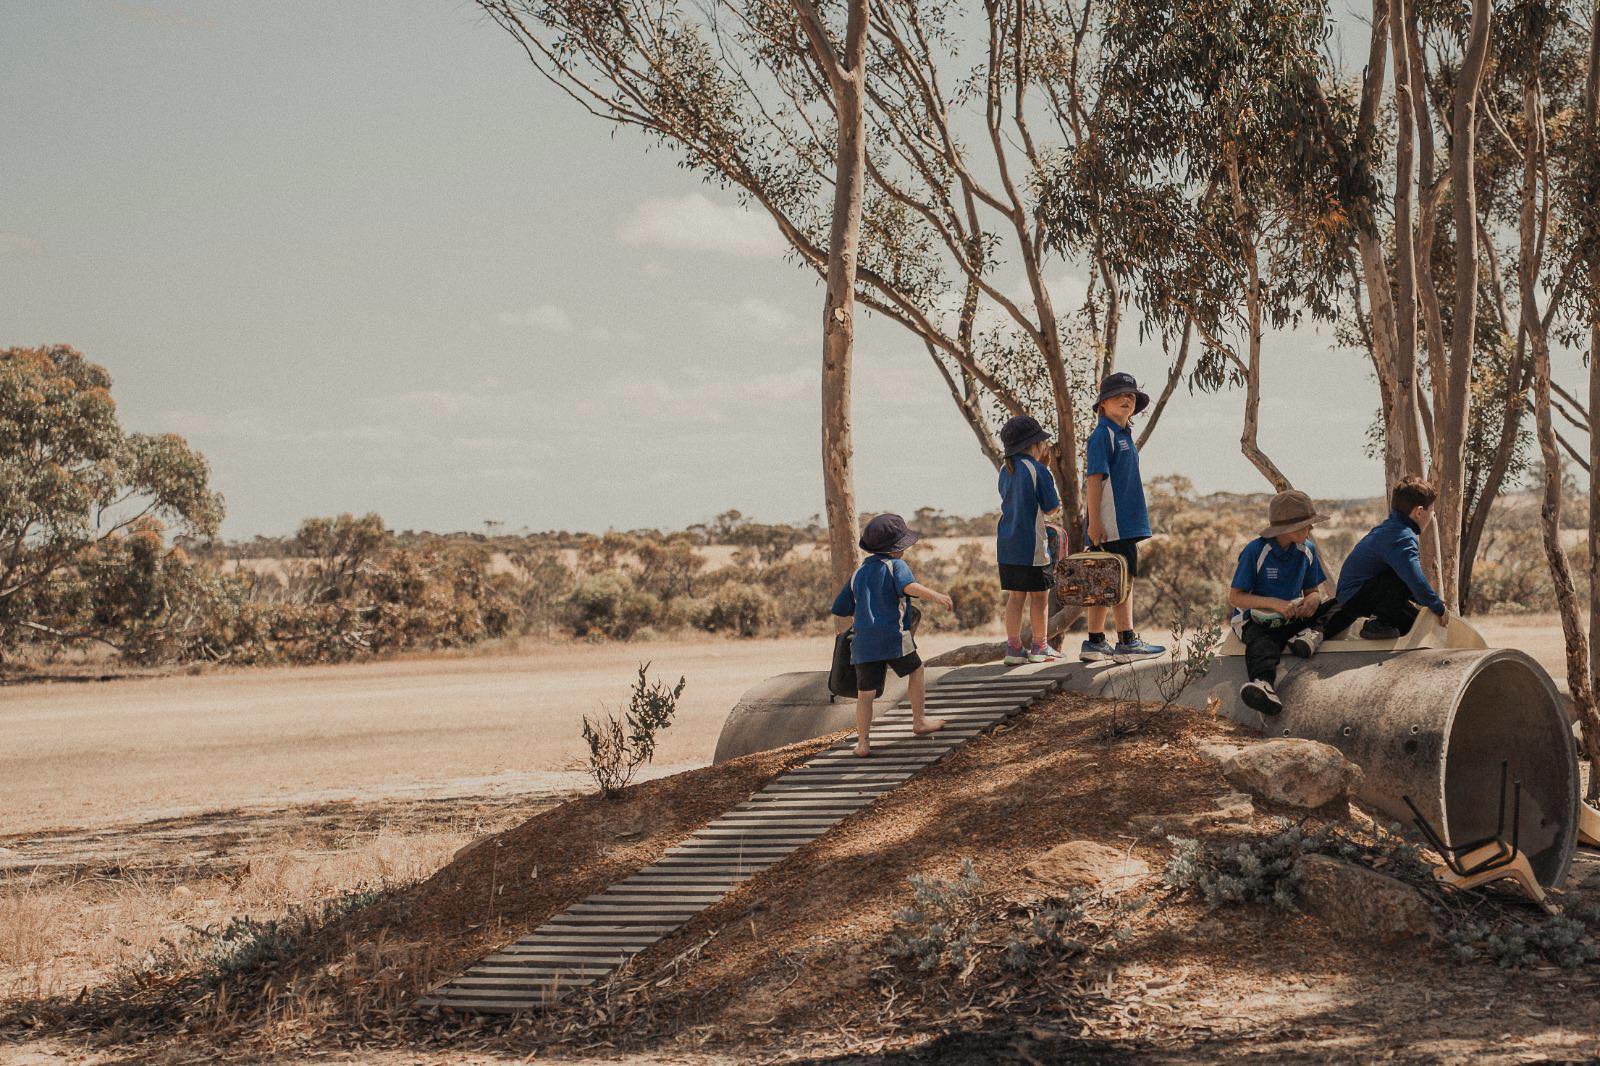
[564,574,661,639]
[582,662,686,798]
[948,576,999,630]
[696,581,778,637]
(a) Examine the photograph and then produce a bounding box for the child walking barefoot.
[1082,373,1164,662]
[995,415,1066,664]
[830,514,952,757]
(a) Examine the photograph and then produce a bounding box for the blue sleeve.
[830,582,855,617]
[1230,542,1259,592]
[1036,464,1061,512]
[1305,542,1327,590]
[1085,425,1111,478]
[1387,536,1446,614]
[890,559,915,593]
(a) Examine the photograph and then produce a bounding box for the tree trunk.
[1434,0,1494,613]
[1586,13,1600,777]
[796,0,870,617]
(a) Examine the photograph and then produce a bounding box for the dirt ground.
[9,690,1600,1063]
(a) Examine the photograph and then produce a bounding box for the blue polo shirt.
[996,454,1062,566]
[830,554,917,663]
[1231,537,1327,627]
[1085,415,1151,542]
[1336,510,1446,615]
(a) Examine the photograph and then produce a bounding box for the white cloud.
[0,232,43,257]
[497,304,573,333]
[699,296,797,336]
[617,194,784,259]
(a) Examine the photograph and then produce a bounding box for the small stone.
[1024,840,1150,894]
[1295,854,1433,942]
[1222,739,1362,812]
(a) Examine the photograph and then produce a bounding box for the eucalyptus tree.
[474,0,1207,571]
[1042,0,1369,492]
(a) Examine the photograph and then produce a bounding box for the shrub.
[581,663,686,798]
[696,581,778,637]
[564,574,661,640]
[948,576,999,630]
[888,859,988,976]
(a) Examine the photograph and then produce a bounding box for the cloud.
[699,296,797,336]
[0,233,43,257]
[110,2,216,28]
[497,304,573,333]
[617,194,785,259]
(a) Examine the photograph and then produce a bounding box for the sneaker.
[1039,643,1065,661]
[1028,644,1051,664]
[1287,628,1325,659]
[1112,636,1165,660]
[1079,637,1115,662]
[1003,644,1030,666]
[1240,679,1283,716]
[1360,619,1402,640]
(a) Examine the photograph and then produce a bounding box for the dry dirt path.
[0,632,993,837]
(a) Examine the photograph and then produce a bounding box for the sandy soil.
[0,630,999,837]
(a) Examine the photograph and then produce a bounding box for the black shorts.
[998,563,1055,592]
[1095,538,1140,579]
[856,651,922,693]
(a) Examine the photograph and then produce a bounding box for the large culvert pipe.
[713,648,1580,887]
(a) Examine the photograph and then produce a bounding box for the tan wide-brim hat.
[1259,489,1328,538]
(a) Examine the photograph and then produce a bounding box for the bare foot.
[912,717,947,736]
[855,739,871,758]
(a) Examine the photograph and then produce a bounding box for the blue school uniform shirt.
[1230,537,1327,630]
[1336,510,1447,616]
[1084,415,1152,543]
[996,454,1062,567]
[830,553,917,663]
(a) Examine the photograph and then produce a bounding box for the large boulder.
[1024,840,1150,894]
[1222,739,1363,813]
[1295,854,1434,942]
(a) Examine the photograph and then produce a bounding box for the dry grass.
[0,822,482,1002]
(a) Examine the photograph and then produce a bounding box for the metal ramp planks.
[418,672,1060,1014]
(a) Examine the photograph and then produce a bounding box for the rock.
[1024,840,1150,894]
[1129,792,1255,835]
[1222,739,1362,813]
[1196,741,1244,766]
[1295,854,1433,942]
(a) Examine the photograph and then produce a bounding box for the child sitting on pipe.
[1320,476,1451,643]
[830,514,952,758]
[1229,490,1337,717]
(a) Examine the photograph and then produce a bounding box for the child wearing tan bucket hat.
[1226,489,1336,717]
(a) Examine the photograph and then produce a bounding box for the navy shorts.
[998,563,1055,592]
[856,651,922,693]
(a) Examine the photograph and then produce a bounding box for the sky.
[1,1,1586,538]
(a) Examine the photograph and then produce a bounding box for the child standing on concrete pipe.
[995,415,1066,664]
[830,514,951,758]
[1229,490,1337,716]
[1082,373,1164,662]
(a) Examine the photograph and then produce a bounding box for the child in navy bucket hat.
[1082,373,1164,662]
[830,514,953,757]
[995,415,1067,664]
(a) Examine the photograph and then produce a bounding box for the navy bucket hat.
[1095,371,1150,414]
[999,414,1052,456]
[859,513,921,554]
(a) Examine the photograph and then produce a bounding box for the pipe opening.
[1444,658,1576,886]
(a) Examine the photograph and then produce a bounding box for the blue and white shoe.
[1113,635,1166,660]
[1079,637,1115,662]
[1003,645,1030,666]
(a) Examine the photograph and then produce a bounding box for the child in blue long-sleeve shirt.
[831,514,952,758]
[1322,477,1451,641]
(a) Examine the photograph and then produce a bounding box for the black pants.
[1241,600,1337,684]
[1321,568,1419,640]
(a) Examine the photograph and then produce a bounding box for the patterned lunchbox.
[1055,550,1130,607]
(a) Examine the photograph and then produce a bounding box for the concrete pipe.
[712,647,1580,888]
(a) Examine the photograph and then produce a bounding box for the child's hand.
[1087,518,1106,547]
[935,591,953,610]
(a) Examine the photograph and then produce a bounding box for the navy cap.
[859,513,921,554]
[999,414,1052,456]
[1095,372,1150,414]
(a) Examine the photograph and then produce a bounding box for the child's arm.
[1085,474,1106,545]
[830,583,855,618]
[905,581,953,610]
[1385,537,1447,616]
[1228,588,1299,615]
